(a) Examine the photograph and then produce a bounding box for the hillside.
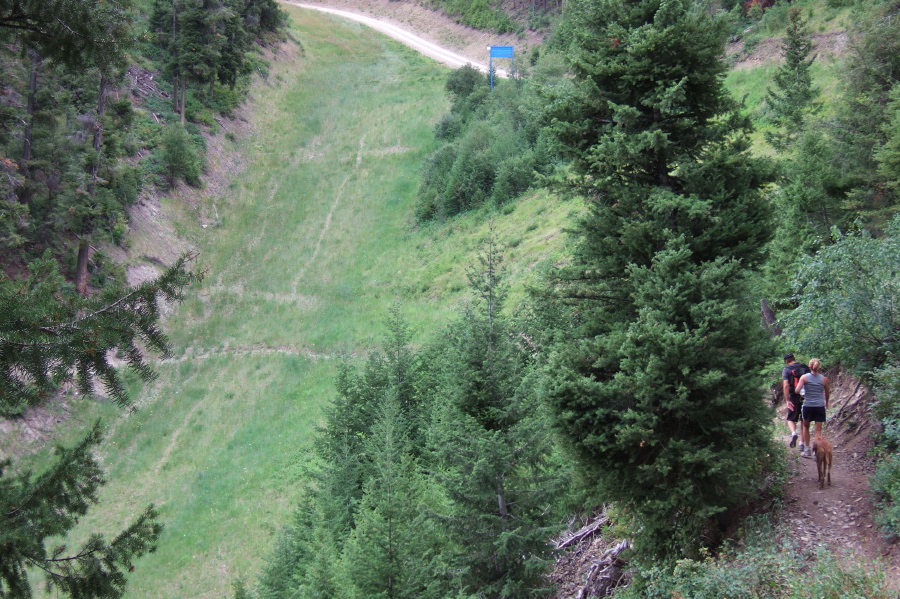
[3,0,900,597]
[2,5,574,597]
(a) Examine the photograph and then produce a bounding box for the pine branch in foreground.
[0,252,203,415]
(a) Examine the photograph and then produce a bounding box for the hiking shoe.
[789,434,798,448]
[801,448,813,459]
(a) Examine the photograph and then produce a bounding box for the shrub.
[873,453,900,538]
[161,124,202,186]
[625,521,893,599]
[781,214,900,371]
[490,149,535,205]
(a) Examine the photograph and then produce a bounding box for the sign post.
[489,46,514,90]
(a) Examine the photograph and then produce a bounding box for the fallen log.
[555,511,609,551]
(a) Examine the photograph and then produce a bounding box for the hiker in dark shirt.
[782,353,809,453]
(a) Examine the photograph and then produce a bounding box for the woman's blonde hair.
[809,358,821,373]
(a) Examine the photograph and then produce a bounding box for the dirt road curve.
[286,2,506,75]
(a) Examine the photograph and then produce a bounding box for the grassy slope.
[724,0,853,144]
[25,6,572,598]
[16,0,859,594]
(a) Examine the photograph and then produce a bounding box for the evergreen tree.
[426,238,562,597]
[0,256,199,597]
[765,8,820,152]
[0,0,132,71]
[259,310,424,599]
[340,392,430,599]
[876,87,900,192]
[0,253,200,414]
[543,0,774,560]
[832,0,900,217]
[0,424,161,598]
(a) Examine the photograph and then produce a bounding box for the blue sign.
[488,46,514,89]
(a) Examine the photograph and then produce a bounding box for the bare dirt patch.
[729,29,850,70]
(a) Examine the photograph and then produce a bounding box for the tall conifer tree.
[427,238,562,597]
[340,392,430,599]
[543,0,774,559]
[765,8,820,152]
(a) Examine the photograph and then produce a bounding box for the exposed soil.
[729,28,850,70]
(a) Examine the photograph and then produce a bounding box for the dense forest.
[2,0,900,597]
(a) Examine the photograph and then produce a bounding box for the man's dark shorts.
[802,405,827,423]
[786,394,803,422]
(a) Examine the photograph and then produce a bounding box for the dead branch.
[575,539,631,599]
[555,511,609,551]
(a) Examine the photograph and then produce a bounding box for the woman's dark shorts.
[786,395,803,422]
[802,405,827,423]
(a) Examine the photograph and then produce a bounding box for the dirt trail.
[285,0,544,70]
[776,370,900,583]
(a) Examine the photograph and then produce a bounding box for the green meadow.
[21,6,572,597]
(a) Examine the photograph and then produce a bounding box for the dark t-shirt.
[783,362,809,399]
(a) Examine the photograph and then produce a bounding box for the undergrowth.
[621,518,893,599]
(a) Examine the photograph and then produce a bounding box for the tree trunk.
[21,50,40,203]
[75,239,90,296]
[87,76,108,198]
[172,0,180,114]
[180,77,186,124]
[761,298,781,337]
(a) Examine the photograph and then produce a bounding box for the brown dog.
[811,435,833,489]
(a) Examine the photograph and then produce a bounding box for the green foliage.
[762,128,853,296]
[0,423,163,599]
[868,363,900,537]
[542,0,775,561]
[0,252,201,414]
[876,86,900,191]
[261,248,565,598]
[831,0,900,220]
[417,57,565,221]
[151,0,285,97]
[444,63,487,103]
[765,8,821,151]
[0,0,132,72]
[423,238,564,597]
[0,253,197,598]
[161,123,202,186]
[872,451,900,538]
[623,520,893,599]
[428,0,516,33]
[780,215,900,371]
[340,393,433,599]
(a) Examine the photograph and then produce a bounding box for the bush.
[445,63,487,102]
[490,149,535,205]
[161,124,202,186]
[873,453,900,538]
[781,214,900,371]
[625,521,894,599]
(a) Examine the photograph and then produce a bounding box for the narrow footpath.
[776,369,900,584]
